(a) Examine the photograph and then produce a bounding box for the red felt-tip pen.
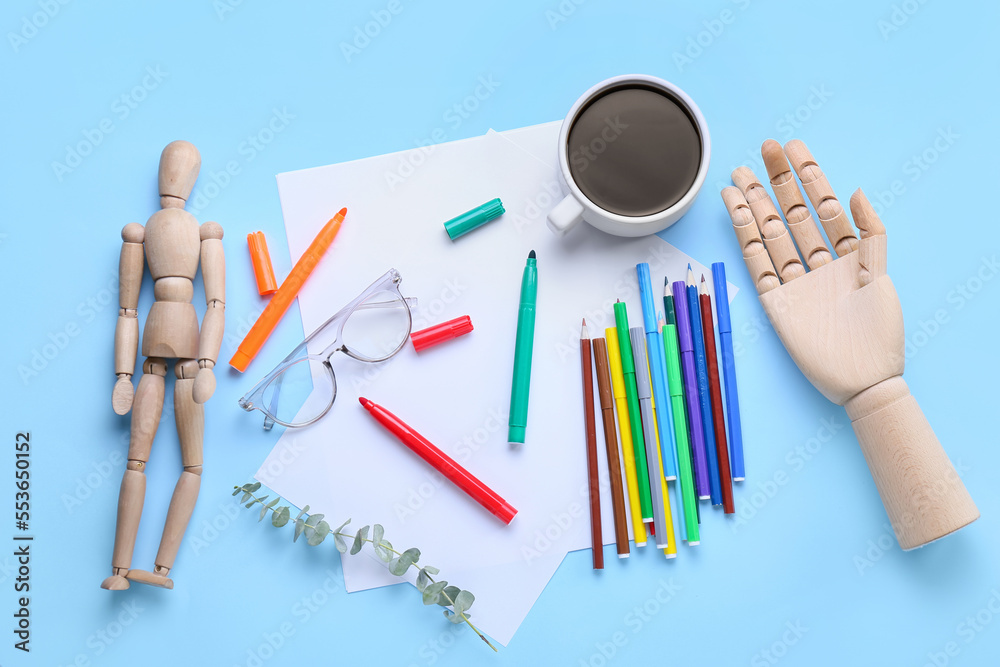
[359,398,518,524]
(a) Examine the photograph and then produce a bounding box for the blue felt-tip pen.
[712,262,744,481]
[687,264,722,505]
[637,262,678,481]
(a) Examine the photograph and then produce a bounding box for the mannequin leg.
[101,357,166,590]
[128,360,203,589]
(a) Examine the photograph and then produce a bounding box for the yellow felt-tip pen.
[606,328,647,548]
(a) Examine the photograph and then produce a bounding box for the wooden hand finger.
[784,140,859,257]
[762,139,833,270]
[721,186,780,294]
[731,166,805,283]
[849,188,887,287]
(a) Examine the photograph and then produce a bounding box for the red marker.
[359,398,517,524]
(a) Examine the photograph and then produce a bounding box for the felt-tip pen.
[360,397,517,524]
[508,250,537,445]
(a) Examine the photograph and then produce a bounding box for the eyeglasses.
[238,268,414,430]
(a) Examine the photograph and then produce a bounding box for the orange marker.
[230,208,348,372]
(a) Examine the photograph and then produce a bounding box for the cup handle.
[547,195,584,236]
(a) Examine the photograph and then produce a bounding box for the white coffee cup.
[547,74,711,238]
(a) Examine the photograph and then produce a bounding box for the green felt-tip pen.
[614,300,652,521]
[663,285,699,544]
[508,250,537,444]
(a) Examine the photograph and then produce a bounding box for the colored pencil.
[613,301,653,521]
[606,328,648,547]
[592,337,631,558]
[700,276,736,514]
[629,328,670,549]
[672,280,710,500]
[712,262,745,482]
[687,265,722,506]
[580,320,603,570]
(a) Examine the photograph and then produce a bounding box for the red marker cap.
[410,316,474,352]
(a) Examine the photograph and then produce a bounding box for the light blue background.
[2,1,999,665]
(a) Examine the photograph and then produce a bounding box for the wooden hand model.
[102,141,225,590]
[722,139,978,550]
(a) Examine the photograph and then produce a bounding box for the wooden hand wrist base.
[844,377,979,550]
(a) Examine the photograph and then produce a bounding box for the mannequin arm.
[844,377,978,549]
[112,223,145,415]
[193,221,225,404]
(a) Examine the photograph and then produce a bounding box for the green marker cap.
[444,198,505,240]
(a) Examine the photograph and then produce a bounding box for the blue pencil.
[687,265,722,505]
[712,262,744,481]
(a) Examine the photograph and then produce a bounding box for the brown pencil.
[700,276,735,514]
[591,337,630,558]
[580,319,603,569]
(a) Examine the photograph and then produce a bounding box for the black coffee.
[567,85,702,217]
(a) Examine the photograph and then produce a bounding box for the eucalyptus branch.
[233,482,496,652]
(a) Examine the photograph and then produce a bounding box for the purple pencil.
[672,280,711,499]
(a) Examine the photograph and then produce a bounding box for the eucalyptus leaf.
[375,540,394,562]
[241,492,252,503]
[416,569,430,591]
[231,487,241,496]
[388,557,409,576]
[372,524,384,545]
[454,590,475,612]
[333,518,351,536]
[258,504,268,522]
[293,519,305,543]
[438,586,460,607]
[401,547,420,565]
[272,507,290,527]
[422,581,446,605]
[305,513,324,527]
[295,505,310,521]
[245,499,256,508]
[396,549,416,571]
[350,526,369,555]
[421,565,439,575]
[446,610,467,624]
[266,497,280,509]
[334,533,348,553]
[307,521,329,546]
[248,482,261,492]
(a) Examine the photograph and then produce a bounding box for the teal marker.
[508,250,537,444]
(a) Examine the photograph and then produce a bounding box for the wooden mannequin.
[722,139,978,550]
[102,141,225,590]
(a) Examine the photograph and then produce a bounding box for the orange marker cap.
[247,231,278,296]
